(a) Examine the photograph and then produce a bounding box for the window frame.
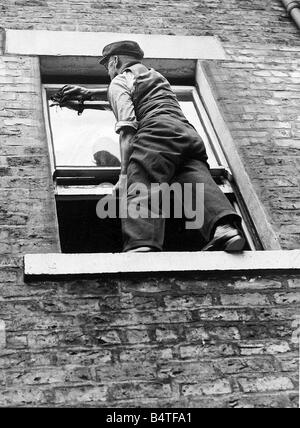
[43,84,229,180]
[43,82,259,252]
[195,61,281,251]
[2,27,286,275]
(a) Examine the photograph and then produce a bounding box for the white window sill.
[24,250,300,278]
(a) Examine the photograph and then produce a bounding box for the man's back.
[109,63,189,126]
[129,63,184,122]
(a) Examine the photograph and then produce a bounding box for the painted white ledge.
[5,30,226,60]
[24,250,300,277]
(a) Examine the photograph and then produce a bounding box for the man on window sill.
[59,41,245,253]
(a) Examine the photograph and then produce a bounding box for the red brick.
[238,375,294,393]
[95,362,156,383]
[126,329,150,344]
[274,292,300,305]
[180,343,238,359]
[54,385,107,405]
[220,293,270,306]
[182,379,231,396]
[108,382,172,401]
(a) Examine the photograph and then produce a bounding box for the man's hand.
[59,85,91,103]
[52,100,83,112]
[113,174,127,196]
[50,85,92,115]
[50,86,112,114]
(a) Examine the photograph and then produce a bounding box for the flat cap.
[99,40,144,65]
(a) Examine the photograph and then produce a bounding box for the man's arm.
[51,100,110,113]
[119,127,136,174]
[114,127,136,193]
[50,85,110,113]
[107,72,138,194]
[59,85,106,102]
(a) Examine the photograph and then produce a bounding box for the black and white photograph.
[0,0,299,411]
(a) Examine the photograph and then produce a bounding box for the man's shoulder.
[110,72,128,86]
[108,73,129,96]
[109,70,135,96]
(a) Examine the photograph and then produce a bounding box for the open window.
[43,83,261,253]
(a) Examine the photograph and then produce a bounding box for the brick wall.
[0,272,299,407]
[204,45,300,250]
[0,0,299,408]
[0,55,60,254]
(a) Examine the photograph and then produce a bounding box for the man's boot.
[126,246,155,253]
[201,224,245,252]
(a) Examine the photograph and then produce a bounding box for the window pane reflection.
[48,98,218,168]
[49,104,120,167]
[180,101,218,168]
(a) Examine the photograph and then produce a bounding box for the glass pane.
[48,91,218,168]
[179,101,219,168]
[49,103,120,167]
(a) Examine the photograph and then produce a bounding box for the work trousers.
[121,114,241,252]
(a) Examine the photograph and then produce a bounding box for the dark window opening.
[56,194,253,253]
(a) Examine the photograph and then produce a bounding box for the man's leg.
[173,159,245,251]
[121,154,177,252]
